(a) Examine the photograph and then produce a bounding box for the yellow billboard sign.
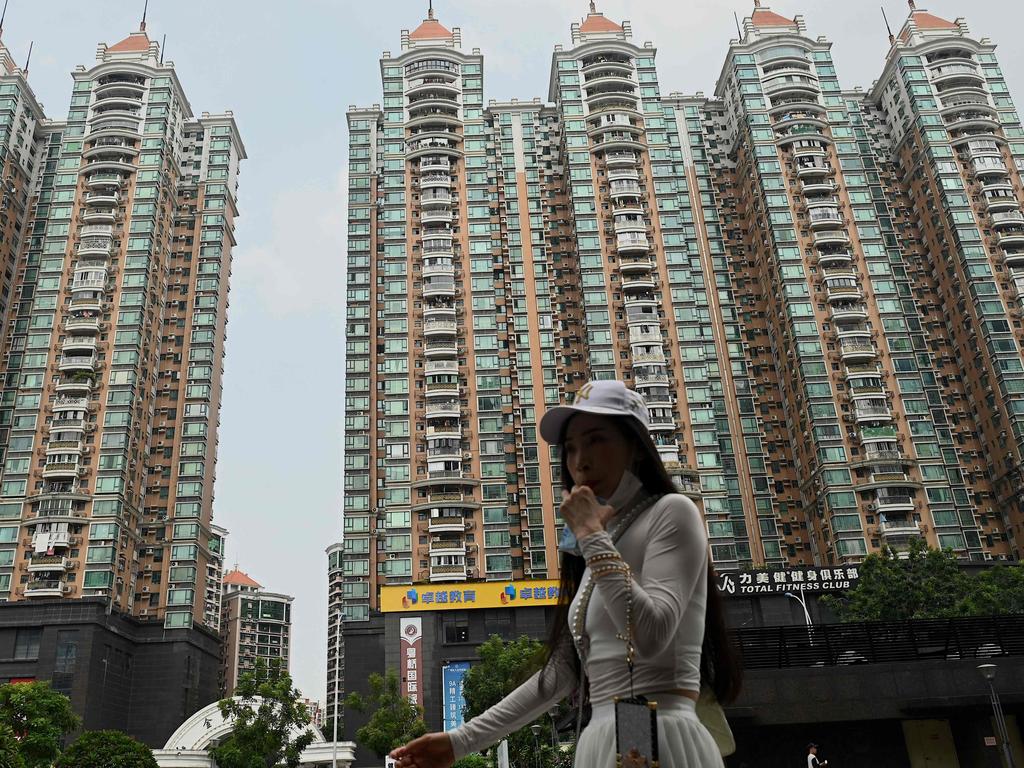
[379,580,562,612]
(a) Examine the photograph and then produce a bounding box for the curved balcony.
[42,461,81,480]
[584,72,637,94]
[406,77,460,96]
[801,180,836,196]
[991,211,1024,229]
[613,214,647,234]
[62,336,97,354]
[972,157,1008,177]
[77,237,112,258]
[619,256,654,273]
[56,377,93,395]
[763,77,819,99]
[649,416,676,433]
[421,191,452,207]
[813,229,850,247]
[932,64,984,86]
[629,326,662,344]
[421,209,453,226]
[25,580,71,598]
[817,250,852,268]
[405,58,460,76]
[878,519,922,547]
[1002,249,1024,267]
[425,379,459,397]
[428,536,467,556]
[424,319,457,336]
[605,151,639,167]
[50,414,85,432]
[830,302,868,322]
[429,564,468,582]
[874,493,916,513]
[82,209,116,224]
[421,235,453,253]
[407,140,462,161]
[983,193,1020,212]
[809,207,843,229]
[792,142,828,158]
[85,173,123,189]
[27,555,71,574]
[997,231,1024,249]
[407,114,462,134]
[582,58,634,77]
[85,191,119,206]
[423,339,457,358]
[623,292,658,310]
[58,354,97,373]
[839,340,876,362]
[945,112,1000,133]
[609,180,642,199]
[422,263,454,281]
[621,274,656,292]
[70,278,106,294]
[858,424,897,442]
[591,133,644,154]
[83,143,138,160]
[634,371,670,388]
[419,173,452,190]
[632,350,667,365]
[65,316,101,333]
[852,400,889,422]
[796,160,830,178]
[616,233,649,253]
[69,295,104,313]
[427,515,468,534]
[79,159,136,176]
[95,79,145,97]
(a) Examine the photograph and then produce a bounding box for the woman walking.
[390,380,741,767]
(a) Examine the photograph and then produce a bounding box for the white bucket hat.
[539,380,650,444]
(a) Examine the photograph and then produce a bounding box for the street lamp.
[530,723,543,768]
[332,610,347,768]
[978,664,1016,768]
[784,590,813,627]
[548,705,560,750]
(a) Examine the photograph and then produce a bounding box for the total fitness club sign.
[717,566,860,597]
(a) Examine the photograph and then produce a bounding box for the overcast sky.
[6,0,1022,706]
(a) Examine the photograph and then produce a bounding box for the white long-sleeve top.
[448,471,708,759]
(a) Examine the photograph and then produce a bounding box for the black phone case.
[614,696,659,768]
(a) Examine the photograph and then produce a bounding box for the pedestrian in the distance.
[390,380,742,767]
[807,742,829,767]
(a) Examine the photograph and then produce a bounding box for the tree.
[462,635,568,768]
[208,660,316,768]
[451,755,489,768]
[56,730,156,768]
[0,724,24,768]
[0,681,79,768]
[344,668,427,758]
[823,539,1024,622]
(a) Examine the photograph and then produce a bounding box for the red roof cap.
[108,31,151,53]
[410,18,453,40]
[580,13,623,33]
[911,11,957,29]
[223,568,262,588]
[751,8,797,27]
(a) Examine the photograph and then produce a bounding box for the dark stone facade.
[0,597,222,747]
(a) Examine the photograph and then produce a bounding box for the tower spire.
[427,0,433,20]
[590,1,596,12]
[754,0,762,7]
[23,40,31,74]
[881,6,894,44]
[907,0,916,9]
[141,0,149,31]
[0,0,8,39]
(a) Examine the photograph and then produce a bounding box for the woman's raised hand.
[389,732,456,768]
[560,485,615,539]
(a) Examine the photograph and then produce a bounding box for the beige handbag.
[695,687,735,757]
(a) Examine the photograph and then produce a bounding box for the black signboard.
[717,565,860,597]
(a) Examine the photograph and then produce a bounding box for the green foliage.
[344,668,427,758]
[209,660,316,768]
[451,754,490,768]
[0,681,79,768]
[462,635,567,768]
[56,730,156,768]
[0,724,24,768]
[824,539,1024,621]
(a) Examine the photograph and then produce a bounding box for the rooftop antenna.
[733,10,742,37]
[754,0,762,7]
[907,0,916,8]
[160,33,166,64]
[0,0,9,39]
[589,1,596,12]
[881,6,894,44]
[141,0,149,31]
[23,40,31,74]
[427,0,433,19]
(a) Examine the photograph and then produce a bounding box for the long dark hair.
[542,414,742,704]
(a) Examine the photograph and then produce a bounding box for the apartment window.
[14,628,42,660]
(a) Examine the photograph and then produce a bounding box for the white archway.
[153,697,355,768]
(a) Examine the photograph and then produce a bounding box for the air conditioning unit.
[142,586,150,592]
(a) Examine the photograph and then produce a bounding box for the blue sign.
[442,662,471,732]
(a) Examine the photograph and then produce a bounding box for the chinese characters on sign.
[441,661,471,732]
[399,617,423,709]
[717,566,860,597]
[381,579,562,612]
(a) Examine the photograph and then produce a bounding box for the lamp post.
[530,723,543,768]
[332,610,346,768]
[978,663,1016,768]
[548,705,560,750]
[784,590,813,627]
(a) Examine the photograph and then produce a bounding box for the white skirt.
[574,695,724,768]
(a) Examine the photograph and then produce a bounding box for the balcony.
[65,316,101,334]
[809,207,843,228]
[613,214,647,234]
[830,302,867,322]
[419,157,452,173]
[421,209,453,226]
[42,462,80,479]
[423,319,457,335]
[824,284,860,304]
[792,142,828,158]
[85,173,123,189]
[840,341,876,362]
[849,381,886,398]
[82,209,116,224]
[1003,249,1024,267]
[47,439,83,453]
[422,280,456,299]
[56,377,93,394]
[859,424,897,441]
[429,536,467,555]
[27,555,71,574]
[801,181,836,196]
[425,423,461,439]
[25,580,70,598]
[62,337,97,355]
[997,231,1024,249]
[875,494,916,513]
[621,274,656,291]
[616,233,649,253]
[817,251,853,268]
[619,256,654,273]
[423,340,457,358]
[972,157,1008,177]
[424,359,458,375]
[53,396,88,412]
[632,351,666,365]
[991,211,1024,229]
[983,192,1020,212]
[649,414,676,431]
[419,173,452,189]
[878,519,923,547]
[629,327,662,344]
[50,415,85,431]
[853,403,889,421]
[605,151,639,167]
[635,371,669,387]
[609,180,642,198]
[429,564,468,582]
[58,354,97,372]
[425,400,460,418]
[813,230,850,247]
[425,380,459,396]
[796,160,829,178]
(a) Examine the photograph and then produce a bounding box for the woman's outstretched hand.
[389,732,455,768]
